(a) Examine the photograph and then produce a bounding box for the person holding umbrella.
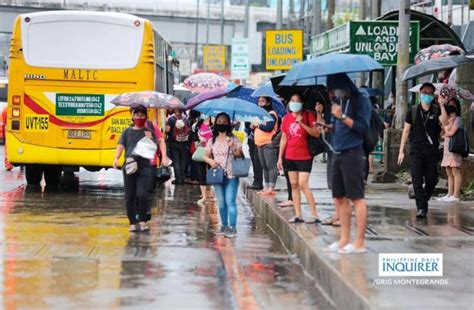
[203,112,243,238]
[325,73,371,254]
[113,105,162,232]
[277,93,321,224]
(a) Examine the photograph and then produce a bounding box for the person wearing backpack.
[398,83,442,219]
[166,109,191,185]
[324,73,371,255]
[254,96,280,196]
[277,93,321,224]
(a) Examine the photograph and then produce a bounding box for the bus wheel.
[44,165,61,190]
[60,171,78,191]
[25,165,43,185]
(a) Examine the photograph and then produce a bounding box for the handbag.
[156,165,172,182]
[232,156,251,178]
[206,142,231,185]
[304,112,325,157]
[449,124,469,158]
[124,157,137,175]
[192,145,207,162]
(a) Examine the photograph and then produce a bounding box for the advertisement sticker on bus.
[25,114,49,132]
[110,117,132,135]
[56,94,105,116]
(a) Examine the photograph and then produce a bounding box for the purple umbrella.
[185,88,228,109]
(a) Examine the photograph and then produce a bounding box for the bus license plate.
[67,129,91,139]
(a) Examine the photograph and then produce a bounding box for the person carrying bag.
[203,112,243,238]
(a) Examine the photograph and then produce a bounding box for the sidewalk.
[242,161,474,310]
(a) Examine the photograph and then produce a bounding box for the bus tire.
[44,165,61,189]
[25,165,43,185]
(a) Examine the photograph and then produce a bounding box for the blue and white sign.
[379,253,443,277]
[231,38,250,81]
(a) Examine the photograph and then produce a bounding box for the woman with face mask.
[254,96,280,196]
[203,112,243,238]
[277,93,321,224]
[438,97,463,203]
[113,105,159,232]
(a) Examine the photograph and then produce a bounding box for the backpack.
[170,115,190,142]
[363,107,385,153]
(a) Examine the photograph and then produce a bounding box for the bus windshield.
[22,17,144,69]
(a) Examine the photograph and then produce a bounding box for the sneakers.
[224,227,237,238]
[215,226,228,236]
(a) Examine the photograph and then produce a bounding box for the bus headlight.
[12,108,20,117]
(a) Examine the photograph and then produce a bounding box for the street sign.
[231,38,250,80]
[265,29,303,70]
[203,45,226,71]
[311,24,349,57]
[349,21,420,65]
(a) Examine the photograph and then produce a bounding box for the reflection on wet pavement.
[0,168,334,309]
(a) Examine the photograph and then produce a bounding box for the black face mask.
[261,104,272,111]
[215,124,230,133]
[445,105,457,115]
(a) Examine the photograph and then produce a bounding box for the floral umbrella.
[111,91,185,109]
[182,73,228,93]
[414,44,464,64]
[408,83,474,101]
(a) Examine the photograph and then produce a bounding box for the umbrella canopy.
[193,97,272,123]
[414,44,464,64]
[280,53,383,86]
[111,91,185,109]
[185,88,229,109]
[182,73,228,93]
[251,82,278,98]
[359,87,384,97]
[228,85,287,118]
[401,55,474,81]
[409,83,474,100]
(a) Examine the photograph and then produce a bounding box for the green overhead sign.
[311,20,420,66]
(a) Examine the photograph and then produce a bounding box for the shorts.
[331,147,366,199]
[284,159,313,173]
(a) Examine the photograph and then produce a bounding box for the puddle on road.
[0,171,334,309]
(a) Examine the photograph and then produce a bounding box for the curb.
[242,180,375,310]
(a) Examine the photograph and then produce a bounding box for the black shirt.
[405,104,441,151]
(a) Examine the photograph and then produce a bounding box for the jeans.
[257,144,279,188]
[168,141,189,183]
[214,178,239,227]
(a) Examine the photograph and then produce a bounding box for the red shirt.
[281,111,316,160]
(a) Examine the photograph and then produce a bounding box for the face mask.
[420,94,433,104]
[133,118,146,128]
[445,105,457,114]
[215,124,230,133]
[289,101,302,112]
[334,89,347,98]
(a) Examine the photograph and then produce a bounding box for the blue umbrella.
[230,85,287,118]
[193,97,272,123]
[252,82,277,98]
[359,87,384,97]
[280,53,383,86]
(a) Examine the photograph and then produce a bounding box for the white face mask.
[334,89,347,98]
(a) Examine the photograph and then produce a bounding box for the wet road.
[0,148,333,309]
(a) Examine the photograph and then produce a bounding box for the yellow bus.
[6,11,177,186]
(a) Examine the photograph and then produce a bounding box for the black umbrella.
[401,55,474,81]
[269,74,328,109]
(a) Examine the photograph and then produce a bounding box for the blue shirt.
[331,93,371,152]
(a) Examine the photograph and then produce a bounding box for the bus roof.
[19,10,146,25]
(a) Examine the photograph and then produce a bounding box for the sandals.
[288,216,305,223]
[306,216,322,224]
[338,244,367,254]
[129,224,138,232]
[321,218,341,227]
[324,242,341,253]
[139,222,149,232]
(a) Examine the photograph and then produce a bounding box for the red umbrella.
[414,44,464,64]
[182,73,228,93]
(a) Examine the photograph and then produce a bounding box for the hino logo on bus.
[24,74,46,80]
